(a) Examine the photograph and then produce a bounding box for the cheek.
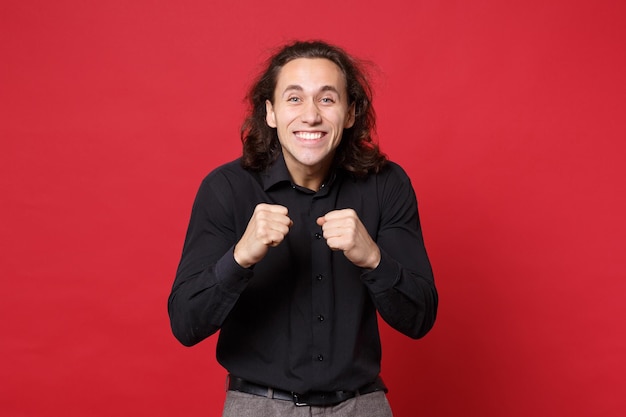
[276,109,297,125]
[332,115,349,131]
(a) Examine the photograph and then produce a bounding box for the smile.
[295,131,325,140]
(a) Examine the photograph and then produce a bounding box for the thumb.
[316,216,326,226]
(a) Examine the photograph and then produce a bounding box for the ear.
[344,102,356,128]
[266,100,277,128]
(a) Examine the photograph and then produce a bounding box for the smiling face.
[266,58,355,189]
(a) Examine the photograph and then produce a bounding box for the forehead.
[274,58,347,94]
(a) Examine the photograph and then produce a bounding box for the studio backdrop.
[1,1,625,416]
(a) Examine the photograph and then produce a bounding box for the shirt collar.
[259,153,292,191]
[259,152,340,194]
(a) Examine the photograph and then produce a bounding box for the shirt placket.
[309,195,333,369]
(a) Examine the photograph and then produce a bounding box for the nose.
[300,100,322,125]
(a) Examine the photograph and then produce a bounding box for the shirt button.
[314,233,322,239]
[317,354,324,361]
[316,274,323,281]
[317,314,325,322]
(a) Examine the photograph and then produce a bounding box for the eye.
[287,96,301,103]
[320,97,335,104]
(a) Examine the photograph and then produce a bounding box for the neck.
[290,171,325,191]
[285,157,333,192]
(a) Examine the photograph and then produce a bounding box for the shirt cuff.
[360,249,400,294]
[215,246,254,294]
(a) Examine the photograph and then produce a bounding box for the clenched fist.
[234,203,293,268]
[316,209,381,270]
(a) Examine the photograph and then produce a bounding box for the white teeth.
[296,132,323,140]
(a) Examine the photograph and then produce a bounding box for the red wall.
[2,1,625,416]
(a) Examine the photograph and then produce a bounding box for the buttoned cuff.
[360,249,400,294]
[215,246,254,294]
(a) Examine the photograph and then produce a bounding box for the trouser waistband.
[227,375,387,407]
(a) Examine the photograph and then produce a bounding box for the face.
[266,58,355,184]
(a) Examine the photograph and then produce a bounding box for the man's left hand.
[316,209,381,270]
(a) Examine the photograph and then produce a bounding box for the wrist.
[233,245,253,269]
[366,247,381,270]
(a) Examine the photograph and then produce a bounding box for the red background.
[2,1,625,416]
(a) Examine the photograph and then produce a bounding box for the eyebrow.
[281,85,342,97]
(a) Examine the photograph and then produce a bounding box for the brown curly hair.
[240,40,387,177]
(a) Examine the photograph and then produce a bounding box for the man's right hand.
[233,203,293,268]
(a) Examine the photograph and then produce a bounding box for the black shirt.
[168,155,437,394]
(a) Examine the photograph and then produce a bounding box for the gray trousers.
[222,390,394,417]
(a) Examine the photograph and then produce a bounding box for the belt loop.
[267,387,274,399]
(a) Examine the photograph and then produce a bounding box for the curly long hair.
[240,40,387,177]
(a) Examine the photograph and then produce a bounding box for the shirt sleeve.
[360,164,438,339]
[168,172,253,347]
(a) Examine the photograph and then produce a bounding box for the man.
[168,40,438,417]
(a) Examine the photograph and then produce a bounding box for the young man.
[168,40,438,417]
